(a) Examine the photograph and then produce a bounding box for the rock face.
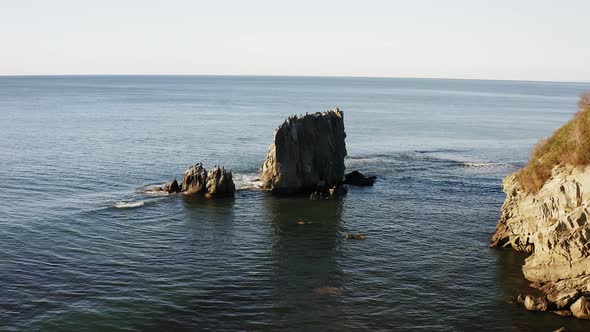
[205,166,236,197]
[260,109,347,195]
[491,164,590,318]
[345,171,376,186]
[491,165,590,282]
[182,163,208,194]
[570,296,590,319]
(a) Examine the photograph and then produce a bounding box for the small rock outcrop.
[570,296,590,319]
[205,166,236,197]
[162,179,180,193]
[260,108,347,196]
[346,234,367,240]
[167,162,236,198]
[182,163,208,195]
[345,171,376,186]
[523,294,549,311]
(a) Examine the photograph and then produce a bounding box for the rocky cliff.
[260,108,347,196]
[491,164,590,318]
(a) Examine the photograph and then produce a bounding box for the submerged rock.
[182,163,208,195]
[260,108,347,195]
[205,166,236,197]
[313,286,343,296]
[346,234,367,240]
[345,171,376,186]
[309,180,347,200]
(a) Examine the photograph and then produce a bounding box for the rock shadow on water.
[181,194,236,220]
[262,195,353,328]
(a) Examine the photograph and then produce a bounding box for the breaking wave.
[233,173,263,191]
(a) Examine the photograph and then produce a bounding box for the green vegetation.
[517,93,590,193]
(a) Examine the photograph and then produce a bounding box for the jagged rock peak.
[205,165,236,197]
[181,163,208,195]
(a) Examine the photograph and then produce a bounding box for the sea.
[1,75,589,331]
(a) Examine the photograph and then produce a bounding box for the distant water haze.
[1,76,590,330]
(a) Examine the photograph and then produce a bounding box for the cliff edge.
[491,93,590,319]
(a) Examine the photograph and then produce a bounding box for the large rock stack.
[260,108,347,197]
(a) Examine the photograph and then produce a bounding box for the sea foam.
[113,201,145,209]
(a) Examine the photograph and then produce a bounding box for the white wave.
[461,161,513,170]
[462,162,495,167]
[140,189,170,196]
[233,173,263,191]
[113,200,145,209]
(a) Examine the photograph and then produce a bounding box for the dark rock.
[261,108,347,195]
[309,182,347,200]
[345,171,376,186]
[162,178,180,193]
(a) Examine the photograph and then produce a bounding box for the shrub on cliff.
[517,92,590,193]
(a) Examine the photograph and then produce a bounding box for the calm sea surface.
[1,76,590,331]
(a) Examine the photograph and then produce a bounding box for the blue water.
[1,76,590,331]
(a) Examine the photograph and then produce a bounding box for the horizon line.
[0,73,588,85]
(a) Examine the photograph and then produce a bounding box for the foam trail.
[114,201,145,209]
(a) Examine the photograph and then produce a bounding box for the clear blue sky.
[1,0,589,81]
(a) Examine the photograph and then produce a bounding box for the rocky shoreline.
[491,165,590,319]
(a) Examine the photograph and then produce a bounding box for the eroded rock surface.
[571,296,590,319]
[524,294,549,311]
[491,164,590,318]
[177,163,235,198]
[182,163,208,194]
[491,165,590,282]
[260,109,347,195]
[205,166,236,197]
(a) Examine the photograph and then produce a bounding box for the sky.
[1,0,589,81]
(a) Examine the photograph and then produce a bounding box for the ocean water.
[1,76,590,331]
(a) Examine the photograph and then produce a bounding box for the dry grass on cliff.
[517,92,590,193]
